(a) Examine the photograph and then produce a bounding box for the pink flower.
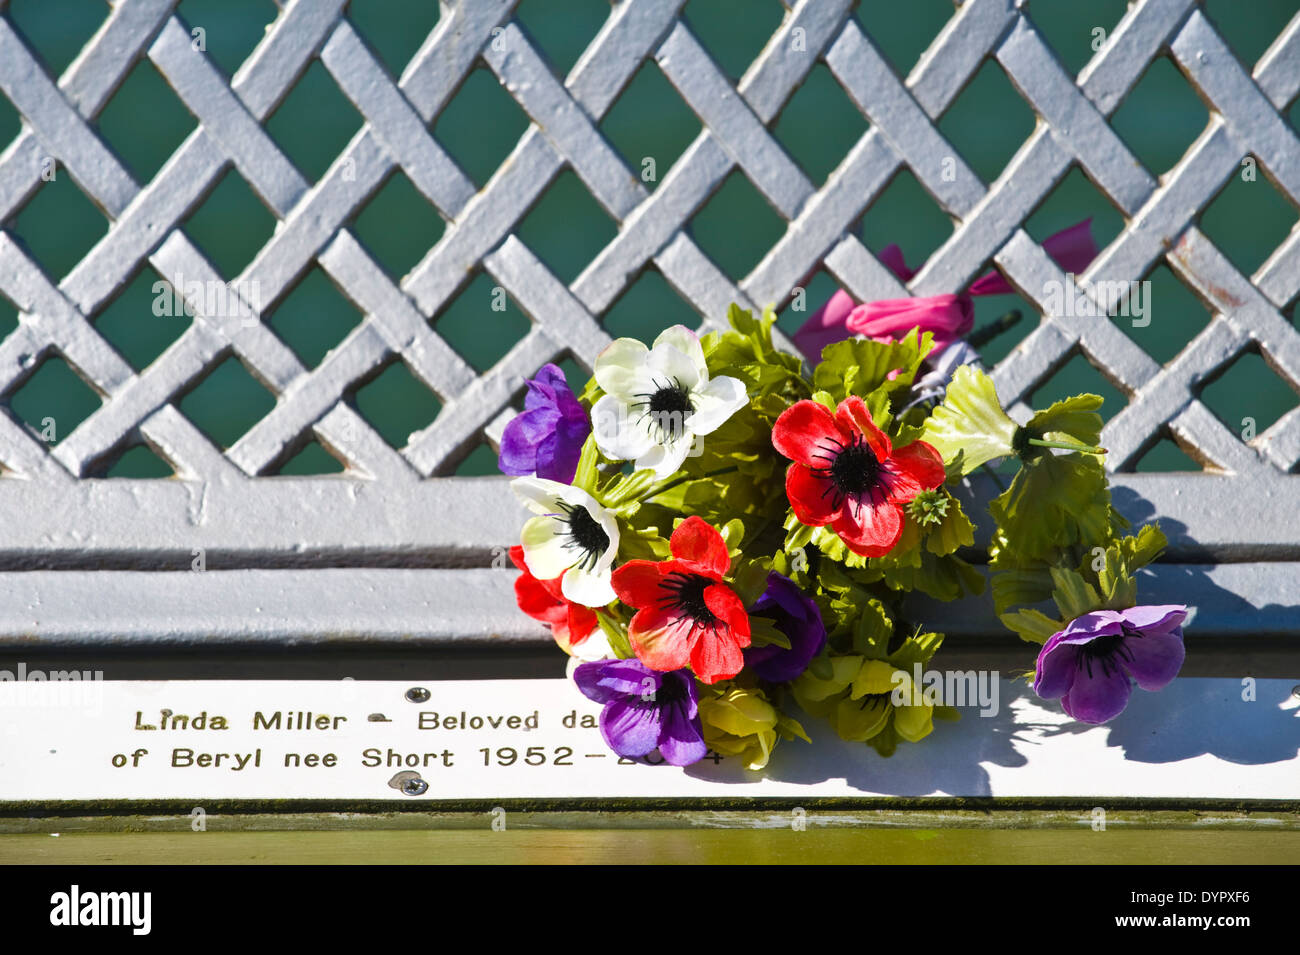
[793,219,1098,364]
[844,293,973,352]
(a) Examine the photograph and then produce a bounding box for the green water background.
[1,0,1296,476]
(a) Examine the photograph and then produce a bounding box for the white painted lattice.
[0,0,1297,646]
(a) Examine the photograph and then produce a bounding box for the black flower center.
[654,673,688,705]
[649,383,693,416]
[557,503,609,570]
[811,434,887,509]
[830,441,882,494]
[659,572,719,631]
[1076,629,1137,679]
[637,378,694,441]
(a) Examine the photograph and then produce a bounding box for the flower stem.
[967,309,1023,348]
[1026,437,1107,455]
[979,462,1008,492]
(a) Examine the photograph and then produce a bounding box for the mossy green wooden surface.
[3,809,1299,864]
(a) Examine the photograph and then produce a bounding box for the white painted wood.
[1,678,1296,800]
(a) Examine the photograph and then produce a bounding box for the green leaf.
[571,435,602,493]
[595,609,635,659]
[988,452,1110,565]
[1084,522,1169,610]
[880,548,984,602]
[748,615,793,650]
[865,721,901,757]
[919,490,975,556]
[599,466,657,509]
[851,598,894,656]
[886,630,945,670]
[920,365,1018,475]
[813,329,933,402]
[999,608,1063,645]
[1027,393,1104,447]
[1049,566,1103,621]
[806,653,834,681]
[776,712,812,743]
[989,559,1055,614]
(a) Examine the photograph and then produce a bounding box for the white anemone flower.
[511,477,619,607]
[565,629,614,674]
[589,325,748,478]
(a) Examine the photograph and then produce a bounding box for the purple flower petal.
[536,414,589,483]
[657,697,707,766]
[497,408,559,475]
[1033,634,1080,700]
[573,658,661,704]
[497,365,590,482]
[1119,604,1188,636]
[600,698,662,758]
[1122,628,1185,691]
[744,572,827,683]
[1054,610,1125,644]
[1060,665,1133,724]
[528,363,568,399]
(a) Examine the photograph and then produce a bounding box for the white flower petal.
[637,433,692,479]
[561,563,617,607]
[591,393,656,462]
[593,510,621,573]
[647,340,701,392]
[566,628,614,667]
[687,373,748,435]
[551,483,602,514]
[653,325,708,383]
[593,338,651,399]
[519,515,573,579]
[510,476,568,515]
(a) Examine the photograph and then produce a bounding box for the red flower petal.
[628,604,695,672]
[833,498,904,557]
[703,583,751,642]
[611,560,668,610]
[514,573,567,625]
[689,626,746,684]
[772,400,849,467]
[835,396,891,462]
[565,603,599,644]
[669,515,730,577]
[885,440,946,502]
[785,464,839,527]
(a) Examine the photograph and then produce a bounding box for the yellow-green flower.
[698,685,780,770]
[793,655,934,747]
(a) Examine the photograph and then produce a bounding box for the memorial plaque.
[2,677,1296,802]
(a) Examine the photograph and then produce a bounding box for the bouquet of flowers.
[499,233,1187,770]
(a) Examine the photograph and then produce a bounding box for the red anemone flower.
[772,396,945,557]
[510,546,599,651]
[610,516,751,684]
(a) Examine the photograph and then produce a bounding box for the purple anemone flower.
[1034,605,1188,724]
[744,572,827,683]
[572,657,706,766]
[498,364,591,483]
